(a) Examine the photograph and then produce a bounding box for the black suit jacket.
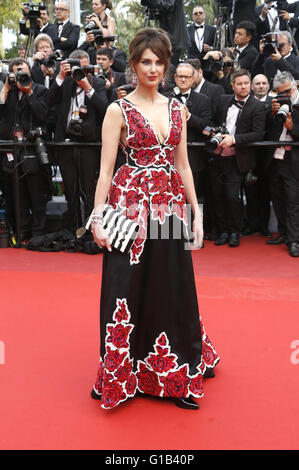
[251,52,299,84]
[213,94,266,173]
[287,1,299,49]
[187,23,216,59]
[0,83,48,140]
[172,89,212,173]
[255,4,287,38]
[53,21,80,59]
[47,75,108,142]
[19,20,58,42]
[234,0,257,27]
[197,80,225,115]
[264,104,299,179]
[236,44,258,70]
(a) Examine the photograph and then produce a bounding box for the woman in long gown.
[91,28,219,410]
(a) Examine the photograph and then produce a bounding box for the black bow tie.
[232,98,245,108]
[58,22,63,26]
[195,24,204,29]
[178,93,189,99]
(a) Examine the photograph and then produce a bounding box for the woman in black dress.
[86,0,116,38]
[91,28,219,410]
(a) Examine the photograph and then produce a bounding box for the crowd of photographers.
[0,0,299,257]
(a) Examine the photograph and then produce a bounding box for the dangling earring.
[161,76,166,88]
[131,72,138,87]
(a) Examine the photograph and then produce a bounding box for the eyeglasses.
[55,7,68,11]
[176,75,193,80]
[194,11,204,15]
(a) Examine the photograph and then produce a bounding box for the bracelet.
[91,213,103,224]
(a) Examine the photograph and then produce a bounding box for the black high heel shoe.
[173,397,199,410]
[90,388,101,400]
[203,368,215,379]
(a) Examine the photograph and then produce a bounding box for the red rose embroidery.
[113,166,135,187]
[160,366,190,398]
[114,299,129,323]
[147,352,177,374]
[202,342,218,366]
[94,359,104,393]
[108,185,122,207]
[125,374,137,396]
[114,358,133,383]
[189,374,203,397]
[104,347,127,372]
[101,380,126,409]
[106,323,133,349]
[151,193,172,223]
[150,170,171,193]
[137,363,162,396]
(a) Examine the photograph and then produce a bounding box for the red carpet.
[1,235,299,450]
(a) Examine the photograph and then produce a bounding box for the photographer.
[201,49,234,94]
[80,28,126,72]
[47,50,108,233]
[0,58,48,241]
[85,0,116,39]
[280,2,299,50]
[31,34,60,87]
[96,48,126,102]
[232,1,257,29]
[53,2,80,59]
[19,4,58,43]
[208,69,265,247]
[264,71,299,257]
[255,1,288,40]
[251,31,299,85]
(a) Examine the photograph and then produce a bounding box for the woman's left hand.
[191,215,203,249]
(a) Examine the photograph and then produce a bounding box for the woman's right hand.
[92,222,112,251]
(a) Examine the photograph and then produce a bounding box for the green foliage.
[113,0,145,56]
[0,0,23,30]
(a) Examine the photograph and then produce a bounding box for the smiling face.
[132,48,165,89]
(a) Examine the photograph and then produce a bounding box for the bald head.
[252,74,270,99]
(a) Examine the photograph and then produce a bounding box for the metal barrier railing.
[0,139,297,246]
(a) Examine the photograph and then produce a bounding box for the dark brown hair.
[231,68,251,83]
[129,28,172,74]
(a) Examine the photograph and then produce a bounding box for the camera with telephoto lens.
[39,49,63,68]
[260,33,284,57]
[67,106,88,137]
[272,95,293,123]
[203,124,229,153]
[22,2,45,21]
[8,68,31,87]
[202,57,223,73]
[27,127,49,164]
[276,0,288,13]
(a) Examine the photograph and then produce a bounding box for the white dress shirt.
[194,22,205,53]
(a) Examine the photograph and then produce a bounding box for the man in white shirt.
[187,5,216,59]
[53,2,80,59]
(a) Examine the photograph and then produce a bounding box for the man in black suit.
[31,34,58,87]
[96,48,126,102]
[241,74,272,237]
[280,2,299,51]
[251,31,299,86]
[19,6,58,43]
[264,71,299,257]
[47,50,108,233]
[172,63,212,201]
[209,69,265,247]
[255,1,287,41]
[53,2,80,59]
[187,5,216,59]
[0,58,48,240]
[234,21,258,70]
[79,30,127,72]
[186,58,225,115]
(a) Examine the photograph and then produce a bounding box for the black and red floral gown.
[93,97,219,409]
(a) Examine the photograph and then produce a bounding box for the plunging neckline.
[123,97,172,146]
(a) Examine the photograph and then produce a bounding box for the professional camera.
[8,68,31,87]
[64,58,80,77]
[27,127,49,164]
[203,124,229,153]
[39,49,63,68]
[202,57,223,73]
[260,33,282,57]
[67,106,88,137]
[216,0,232,10]
[22,2,45,21]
